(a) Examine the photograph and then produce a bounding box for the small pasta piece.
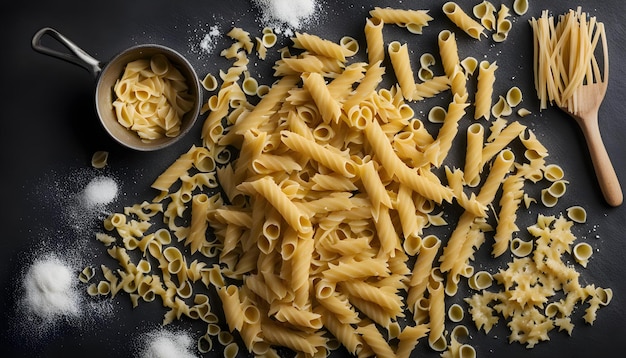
[91,150,109,168]
[420,53,436,68]
[544,164,565,182]
[547,180,568,198]
[339,36,359,57]
[495,5,512,39]
[202,73,218,91]
[448,303,464,322]
[460,56,478,76]
[78,266,95,283]
[540,188,558,207]
[506,86,523,107]
[513,0,529,16]
[517,108,532,117]
[223,342,239,358]
[492,32,508,43]
[468,271,493,290]
[459,344,477,358]
[428,106,447,123]
[573,242,593,267]
[473,1,497,31]
[510,238,533,257]
[242,76,258,96]
[566,205,587,223]
[596,287,613,306]
[262,30,277,48]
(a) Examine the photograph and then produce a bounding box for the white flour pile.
[13,247,115,343]
[253,0,318,32]
[138,329,198,358]
[23,255,80,319]
[81,176,119,209]
[62,173,120,233]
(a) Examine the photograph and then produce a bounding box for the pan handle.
[32,27,102,77]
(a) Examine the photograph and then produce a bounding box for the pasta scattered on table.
[84,4,612,358]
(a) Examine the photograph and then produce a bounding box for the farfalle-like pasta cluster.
[466,215,612,348]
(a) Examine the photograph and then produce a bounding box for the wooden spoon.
[560,28,623,207]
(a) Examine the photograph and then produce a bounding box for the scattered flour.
[13,249,114,342]
[60,172,121,234]
[9,169,119,345]
[188,19,224,61]
[199,25,222,55]
[139,329,198,358]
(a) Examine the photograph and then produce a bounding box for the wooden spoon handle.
[579,112,623,207]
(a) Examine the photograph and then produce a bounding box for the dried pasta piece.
[510,238,533,257]
[292,32,347,62]
[301,72,342,123]
[396,324,429,358]
[428,106,447,123]
[437,30,461,79]
[460,56,478,76]
[412,76,451,101]
[492,175,524,257]
[473,1,497,31]
[339,36,359,57]
[517,108,532,117]
[513,0,529,16]
[573,242,593,267]
[491,96,513,118]
[544,164,565,182]
[237,176,312,234]
[464,123,484,187]
[369,6,434,34]
[407,235,441,313]
[364,17,384,65]
[448,303,465,322]
[387,41,417,100]
[427,281,447,351]
[468,271,493,290]
[91,150,109,169]
[566,205,587,223]
[352,324,391,357]
[316,305,363,355]
[474,60,498,120]
[442,2,485,40]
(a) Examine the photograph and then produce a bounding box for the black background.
[1,1,625,357]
